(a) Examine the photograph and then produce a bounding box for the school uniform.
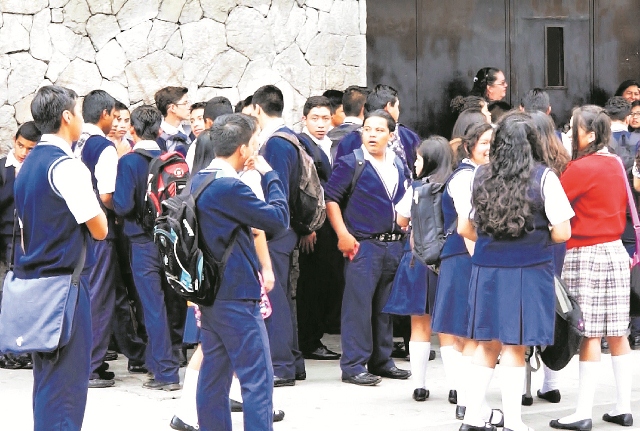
[76,124,119,380]
[113,139,179,385]
[326,117,362,162]
[258,119,304,379]
[192,158,289,431]
[157,120,191,157]
[467,164,574,346]
[0,152,22,302]
[324,145,408,378]
[431,161,476,337]
[14,134,103,430]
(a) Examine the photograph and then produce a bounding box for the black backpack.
[539,276,585,371]
[410,179,452,266]
[153,170,238,306]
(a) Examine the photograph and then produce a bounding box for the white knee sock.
[500,366,528,431]
[409,341,431,389]
[178,368,199,427]
[463,364,494,427]
[229,374,242,402]
[541,364,561,393]
[440,345,461,391]
[457,354,473,407]
[609,354,632,416]
[558,361,599,423]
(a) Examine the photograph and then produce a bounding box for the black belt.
[369,233,406,242]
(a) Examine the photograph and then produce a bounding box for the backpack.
[268,131,326,236]
[410,179,451,266]
[154,170,239,306]
[135,149,189,232]
[539,276,585,371]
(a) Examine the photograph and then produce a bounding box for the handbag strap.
[611,155,640,253]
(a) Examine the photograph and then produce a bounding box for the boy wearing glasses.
[154,86,192,156]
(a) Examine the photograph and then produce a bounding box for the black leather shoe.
[629,334,640,350]
[88,378,115,388]
[603,413,633,426]
[176,349,188,367]
[429,349,436,360]
[601,338,610,353]
[370,366,411,379]
[449,389,458,404]
[295,371,306,380]
[273,376,295,387]
[459,424,496,431]
[230,398,243,412]
[489,409,504,428]
[342,372,382,386]
[522,394,533,405]
[95,368,115,380]
[413,388,429,401]
[537,389,561,403]
[549,418,592,431]
[128,363,148,374]
[143,379,181,391]
[273,410,285,422]
[391,341,408,358]
[104,350,118,361]
[170,415,197,431]
[456,405,466,420]
[303,346,341,360]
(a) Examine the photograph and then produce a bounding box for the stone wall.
[0,0,367,150]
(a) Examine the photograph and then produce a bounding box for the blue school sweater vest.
[14,144,93,278]
[440,163,475,259]
[81,135,116,240]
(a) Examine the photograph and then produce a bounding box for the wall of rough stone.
[0,0,367,151]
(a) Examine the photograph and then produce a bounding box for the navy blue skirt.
[383,249,437,316]
[466,260,555,346]
[182,305,201,344]
[431,253,472,337]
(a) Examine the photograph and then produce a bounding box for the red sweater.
[561,153,627,249]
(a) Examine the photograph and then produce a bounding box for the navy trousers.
[197,300,273,431]
[264,228,302,379]
[33,282,91,431]
[130,241,179,383]
[85,238,116,378]
[340,239,403,378]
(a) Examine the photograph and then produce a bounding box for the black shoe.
[342,372,382,386]
[104,350,118,361]
[176,349,188,367]
[95,368,115,380]
[537,389,561,403]
[230,398,243,412]
[128,363,148,374]
[295,371,306,380]
[273,376,295,387]
[0,354,26,370]
[429,349,436,360]
[549,418,592,431]
[629,334,640,350]
[143,379,181,391]
[391,341,408,358]
[303,345,341,360]
[456,405,466,420]
[459,424,496,431]
[449,389,458,404]
[88,378,115,388]
[413,388,429,401]
[601,338,610,353]
[170,415,197,431]
[603,413,633,426]
[369,366,411,379]
[489,409,504,428]
[273,410,285,422]
[521,394,533,406]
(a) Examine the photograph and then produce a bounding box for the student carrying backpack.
[410,179,451,267]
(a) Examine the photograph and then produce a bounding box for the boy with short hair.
[323,89,345,128]
[154,86,192,156]
[185,101,207,171]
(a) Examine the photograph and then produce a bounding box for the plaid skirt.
[562,240,630,337]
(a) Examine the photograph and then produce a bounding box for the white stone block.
[49,23,81,59]
[359,0,366,34]
[30,9,52,62]
[195,87,239,105]
[96,39,127,80]
[116,20,152,62]
[157,0,186,23]
[100,78,130,105]
[165,30,183,57]
[14,94,35,123]
[0,14,30,55]
[237,60,283,99]
[49,0,71,8]
[273,45,310,96]
[226,6,275,61]
[339,35,365,67]
[77,37,96,62]
[325,64,364,89]
[318,0,360,36]
[305,0,332,12]
[7,53,48,104]
[63,0,91,34]
[46,51,71,82]
[55,58,102,96]
[0,67,8,105]
[309,65,325,94]
[296,7,317,53]
[86,14,120,51]
[203,49,249,88]
[238,0,272,16]
[305,32,346,66]
[179,0,204,23]
[269,0,306,53]
[148,20,178,52]
[0,0,48,14]
[201,0,237,23]
[86,0,111,14]
[117,0,159,30]
[181,19,227,84]
[51,9,64,23]
[111,0,128,14]
[0,105,18,155]
[125,51,184,104]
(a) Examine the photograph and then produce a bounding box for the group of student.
[0,69,639,431]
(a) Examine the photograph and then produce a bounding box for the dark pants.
[340,239,403,377]
[264,228,301,379]
[163,277,187,355]
[33,282,91,431]
[130,241,179,383]
[86,239,116,378]
[197,299,273,431]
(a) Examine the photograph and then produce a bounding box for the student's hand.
[337,233,359,258]
[261,267,275,293]
[115,139,132,158]
[299,232,316,254]
[246,155,273,175]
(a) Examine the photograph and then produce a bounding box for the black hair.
[30,85,78,134]
[604,96,632,121]
[210,114,258,157]
[450,95,486,114]
[473,111,539,239]
[130,105,162,140]
[15,121,42,142]
[614,80,640,97]
[234,95,253,113]
[416,135,454,182]
[529,111,569,175]
[488,101,512,123]
[114,100,128,112]
[204,96,233,122]
[154,86,188,116]
[252,85,284,117]
[455,122,493,166]
[82,89,116,124]
[190,102,206,113]
[364,84,398,114]
[191,129,216,175]
[363,109,396,133]
[322,89,344,115]
[303,96,332,117]
[470,67,502,99]
[342,85,369,117]
[520,88,550,113]
[571,105,611,159]
[451,110,488,140]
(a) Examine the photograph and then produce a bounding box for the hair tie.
[473,77,478,83]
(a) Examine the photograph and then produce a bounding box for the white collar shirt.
[361,144,399,198]
[302,126,332,163]
[258,118,286,148]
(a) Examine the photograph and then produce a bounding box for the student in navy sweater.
[113,105,180,391]
[15,85,107,430]
[325,109,411,386]
[74,89,120,388]
[251,84,305,385]
[327,86,369,162]
[192,113,289,431]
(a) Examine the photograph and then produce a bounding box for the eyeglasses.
[631,112,640,118]
[492,81,508,87]
[173,101,190,107]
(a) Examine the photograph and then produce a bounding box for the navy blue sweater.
[260,126,300,205]
[0,160,16,238]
